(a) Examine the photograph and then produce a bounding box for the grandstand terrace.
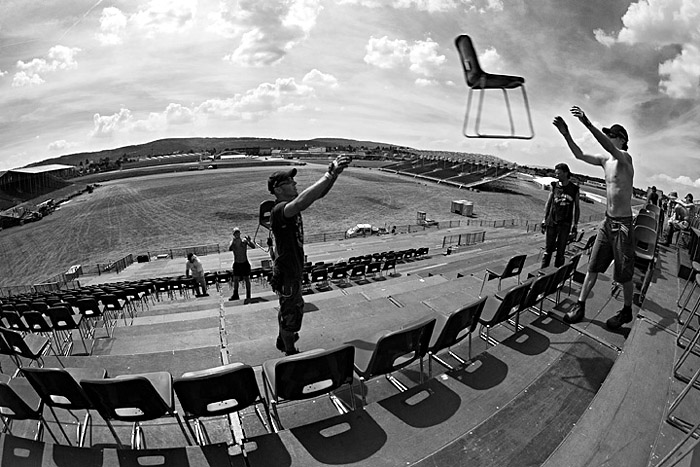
[1,207,699,466]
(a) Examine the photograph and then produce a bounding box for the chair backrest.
[455,35,484,87]
[81,376,170,422]
[0,375,40,420]
[503,254,527,279]
[485,282,531,326]
[76,297,101,317]
[362,317,436,379]
[546,263,571,297]
[635,213,658,231]
[174,363,262,418]
[366,262,381,274]
[634,225,657,259]
[22,311,52,333]
[0,327,36,359]
[645,203,661,216]
[259,200,276,230]
[21,367,95,410]
[429,297,487,353]
[267,345,356,401]
[521,272,555,310]
[311,268,328,282]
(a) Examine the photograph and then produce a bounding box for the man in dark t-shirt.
[541,162,580,268]
[648,186,659,206]
[268,155,351,355]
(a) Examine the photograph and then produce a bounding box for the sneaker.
[228,296,237,301]
[244,298,251,304]
[564,302,585,323]
[285,348,300,356]
[606,309,633,330]
[202,293,209,297]
[231,292,240,301]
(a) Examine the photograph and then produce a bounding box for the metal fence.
[1,213,605,297]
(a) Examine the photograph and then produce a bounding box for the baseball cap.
[232,227,240,234]
[268,168,297,194]
[602,124,628,142]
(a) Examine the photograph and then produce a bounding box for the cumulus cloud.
[593,0,700,99]
[47,140,78,151]
[12,45,81,87]
[365,36,445,77]
[215,0,323,67]
[89,70,331,138]
[651,173,700,189]
[130,0,197,36]
[337,0,502,13]
[364,36,410,69]
[302,69,339,88]
[91,108,135,138]
[196,77,315,119]
[0,69,7,77]
[96,7,128,45]
[415,78,437,86]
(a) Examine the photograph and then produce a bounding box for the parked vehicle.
[345,224,387,238]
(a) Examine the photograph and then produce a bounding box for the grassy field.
[0,163,609,287]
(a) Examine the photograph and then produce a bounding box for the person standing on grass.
[541,162,580,268]
[553,106,635,330]
[228,227,256,303]
[185,252,208,297]
[268,155,351,356]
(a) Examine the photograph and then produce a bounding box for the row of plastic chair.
[0,258,578,451]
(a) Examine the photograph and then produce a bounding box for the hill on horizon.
[26,137,404,169]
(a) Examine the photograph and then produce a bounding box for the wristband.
[324,171,337,182]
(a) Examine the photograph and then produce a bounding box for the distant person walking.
[647,186,659,206]
[541,163,580,268]
[553,106,635,330]
[185,253,208,297]
[228,227,256,303]
[268,155,351,355]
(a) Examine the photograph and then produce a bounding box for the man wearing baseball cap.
[553,107,635,330]
[267,155,352,355]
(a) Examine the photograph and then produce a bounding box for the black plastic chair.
[428,297,487,377]
[174,363,270,445]
[350,317,436,406]
[455,34,534,139]
[479,254,527,296]
[22,366,107,446]
[0,373,60,443]
[0,326,52,369]
[262,345,356,431]
[45,305,89,356]
[81,371,191,449]
[76,297,115,339]
[478,281,531,347]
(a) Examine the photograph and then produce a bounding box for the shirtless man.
[228,227,256,303]
[553,106,635,329]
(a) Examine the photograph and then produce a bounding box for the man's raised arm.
[284,155,352,218]
[553,115,606,167]
[570,106,623,160]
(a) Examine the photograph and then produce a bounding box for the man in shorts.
[228,227,256,303]
[267,155,351,355]
[553,106,635,330]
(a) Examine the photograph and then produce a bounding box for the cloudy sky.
[1,0,699,193]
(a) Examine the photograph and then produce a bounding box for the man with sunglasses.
[553,106,635,330]
[267,155,352,355]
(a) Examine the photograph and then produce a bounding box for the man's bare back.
[552,106,633,217]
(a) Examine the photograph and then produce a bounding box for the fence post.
[170,249,174,260]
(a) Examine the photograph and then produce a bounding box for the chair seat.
[22,333,51,358]
[474,72,525,90]
[114,371,174,409]
[428,313,449,349]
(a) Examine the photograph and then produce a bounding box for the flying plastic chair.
[455,34,534,140]
[253,200,276,253]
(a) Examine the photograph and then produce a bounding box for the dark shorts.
[588,214,636,283]
[232,261,251,277]
[278,279,304,333]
